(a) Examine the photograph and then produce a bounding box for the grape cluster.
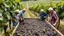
[13,18,60,36]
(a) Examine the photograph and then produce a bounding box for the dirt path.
[28,11,37,18]
[24,11,31,18]
[24,10,36,18]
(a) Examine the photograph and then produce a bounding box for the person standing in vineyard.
[12,10,19,26]
[48,7,59,26]
[19,8,26,24]
[39,9,48,21]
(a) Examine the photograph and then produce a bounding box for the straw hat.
[48,7,54,10]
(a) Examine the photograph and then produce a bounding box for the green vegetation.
[60,24,64,28]
[0,0,64,36]
[0,0,24,36]
[28,11,36,18]
[21,0,37,1]
[29,0,64,29]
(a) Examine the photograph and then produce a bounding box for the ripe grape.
[13,18,60,36]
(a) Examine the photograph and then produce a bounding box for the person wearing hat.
[48,7,59,26]
[39,9,48,21]
[19,8,26,24]
[12,10,20,26]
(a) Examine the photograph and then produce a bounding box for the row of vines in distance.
[29,1,64,29]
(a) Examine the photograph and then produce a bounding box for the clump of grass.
[60,24,64,28]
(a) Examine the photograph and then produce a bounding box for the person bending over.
[39,9,48,21]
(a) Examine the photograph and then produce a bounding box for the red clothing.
[50,11,58,24]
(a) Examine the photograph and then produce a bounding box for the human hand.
[44,16,46,19]
[53,23,56,26]
[38,17,41,19]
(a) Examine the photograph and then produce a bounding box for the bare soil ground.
[58,27,64,35]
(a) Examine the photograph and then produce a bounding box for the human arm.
[53,13,59,26]
[12,17,16,22]
[38,12,41,19]
[53,17,59,26]
[44,13,48,19]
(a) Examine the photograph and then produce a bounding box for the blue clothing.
[19,12,25,20]
[12,20,18,26]
[4,25,8,33]
[40,12,48,20]
[40,12,48,17]
[12,14,19,26]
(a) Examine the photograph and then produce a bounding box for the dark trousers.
[41,17,45,21]
[4,25,8,33]
[22,20,24,24]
